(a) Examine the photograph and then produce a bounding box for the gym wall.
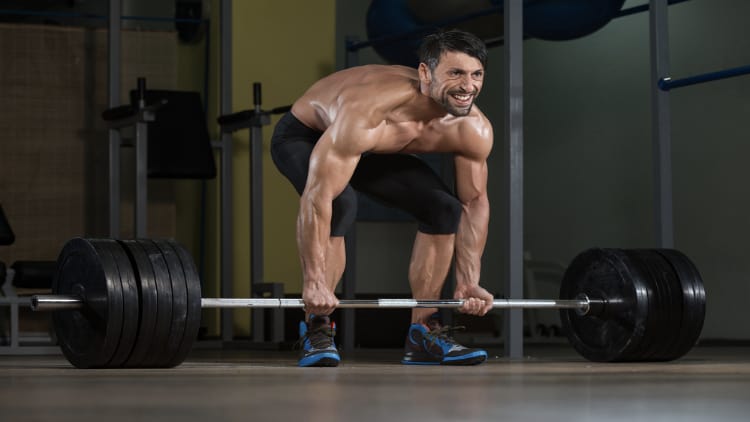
[0,24,178,265]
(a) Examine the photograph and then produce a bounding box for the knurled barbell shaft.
[30,295,598,314]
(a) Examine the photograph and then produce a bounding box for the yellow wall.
[178,1,336,336]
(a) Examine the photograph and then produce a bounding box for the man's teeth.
[453,94,471,101]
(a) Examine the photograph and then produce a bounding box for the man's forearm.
[297,195,331,287]
[454,194,490,287]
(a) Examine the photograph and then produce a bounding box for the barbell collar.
[31,294,600,315]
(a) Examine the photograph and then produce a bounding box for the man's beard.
[443,99,473,116]
[437,88,475,117]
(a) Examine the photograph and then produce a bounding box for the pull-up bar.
[659,64,750,91]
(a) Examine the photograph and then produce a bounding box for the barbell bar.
[32,295,598,313]
[35,238,706,369]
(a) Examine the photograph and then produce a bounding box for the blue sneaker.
[298,315,340,367]
[402,320,487,365]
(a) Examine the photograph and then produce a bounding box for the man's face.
[421,51,485,116]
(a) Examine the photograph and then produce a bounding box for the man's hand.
[302,283,339,317]
[454,284,494,316]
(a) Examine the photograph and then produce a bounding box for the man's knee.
[417,191,462,235]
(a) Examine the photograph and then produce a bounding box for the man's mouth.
[450,92,474,106]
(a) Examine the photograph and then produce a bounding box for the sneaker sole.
[401,350,488,366]
[298,352,341,367]
[443,350,488,365]
[401,360,441,365]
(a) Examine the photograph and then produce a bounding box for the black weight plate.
[655,249,706,360]
[559,248,650,362]
[643,249,685,361]
[624,249,667,361]
[119,240,159,367]
[52,238,123,369]
[152,240,189,367]
[137,239,175,367]
[627,249,679,361]
[98,240,140,367]
[604,249,658,362]
[610,249,656,362]
[166,239,202,367]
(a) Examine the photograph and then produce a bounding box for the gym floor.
[1,345,749,421]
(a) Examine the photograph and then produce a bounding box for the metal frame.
[650,0,675,249]
[216,83,286,344]
[219,0,234,344]
[108,0,121,238]
[503,0,525,360]
[250,83,266,343]
[0,270,59,355]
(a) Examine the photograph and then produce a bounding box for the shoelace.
[424,325,466,348]
[296,324,336,350]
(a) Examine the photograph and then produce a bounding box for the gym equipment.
[29,238,706,368]
[217,83,291,343]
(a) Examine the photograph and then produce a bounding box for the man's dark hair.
[418,29,488,72]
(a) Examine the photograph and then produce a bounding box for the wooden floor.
[1,345,749,422]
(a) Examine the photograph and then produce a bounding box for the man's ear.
[418,63,431,84]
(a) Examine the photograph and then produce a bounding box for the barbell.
[30,238,706,368]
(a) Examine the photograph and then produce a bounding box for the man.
[271,29,494,367]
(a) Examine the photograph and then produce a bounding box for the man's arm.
[452,123,494,315]
[297,112,374,316]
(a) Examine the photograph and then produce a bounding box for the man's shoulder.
[454,110,493,158]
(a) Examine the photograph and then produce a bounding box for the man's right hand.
[302,283,339,317]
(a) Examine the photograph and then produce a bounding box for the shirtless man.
[270,30,494,367]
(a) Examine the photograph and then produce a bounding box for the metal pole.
[342,228,356,352]
[659,64,750,91]
[220,0,234,342]
[342,39,359,352]
[504,0,524,360]
[108,0,121,238]
[650,0,674,249]
[251,83,265,342]
[135,121,148,238]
